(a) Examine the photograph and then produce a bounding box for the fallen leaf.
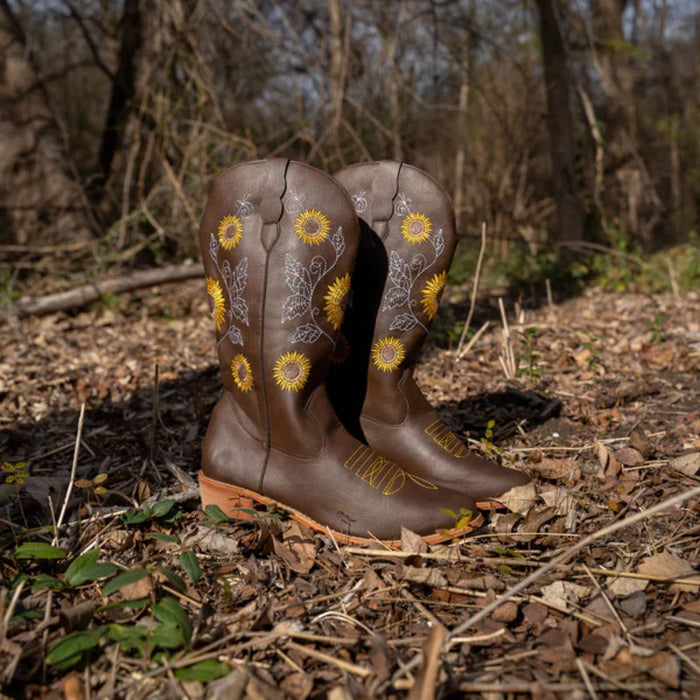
[272,522,316,575]
[670,451,700,476]
[637,551,700,593]
[400,565,448,588]
[530,457,577,480]
[540,487,577,516]
[608,573,648,597]
[612,447,645,466]
[497,481,537,515]
[280,672,313,700]
[491,601,519,622]
[540,581,590,610]
[401,526,428,554]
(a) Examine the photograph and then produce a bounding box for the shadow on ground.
[1,364,568,535]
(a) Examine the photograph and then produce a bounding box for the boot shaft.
[199,159,359,454]
[332,161,458,424]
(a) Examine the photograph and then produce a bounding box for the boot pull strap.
[369,160,402,238]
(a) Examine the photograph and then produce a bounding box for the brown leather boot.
[197,158,483,545]
[328,161,530,508]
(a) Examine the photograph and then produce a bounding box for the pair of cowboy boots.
[198,159,529,545]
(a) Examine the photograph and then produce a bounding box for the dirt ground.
[1,280,699,698]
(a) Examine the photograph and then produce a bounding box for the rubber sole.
[199,473,484,547]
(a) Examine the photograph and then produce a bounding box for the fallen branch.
[3,261,204,319]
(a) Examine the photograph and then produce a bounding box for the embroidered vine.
[281,222,346,347]
[208,195,253,348]
[381,193,445,333]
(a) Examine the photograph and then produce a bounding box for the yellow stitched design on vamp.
[344,446,437,495]
[425,419,470,458]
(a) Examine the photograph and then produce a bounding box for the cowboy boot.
[327,161,530,507]
[197,158,483,545]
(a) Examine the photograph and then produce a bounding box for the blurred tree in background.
[1,0,698,285]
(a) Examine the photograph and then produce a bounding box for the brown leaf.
[491,601,519,623]
[513,506,558,542]
[401,526,428,554]
[612,447,645,466]
[272,521,316,575]
[400,565,448,589]
[280,672,313,700]
[63,674,84,700]
[637,551,700,593]
[59,600,97,633]
[670,451,700,476]
[530,457,577,480]
[497,481,537,515]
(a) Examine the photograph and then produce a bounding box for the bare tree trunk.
[98,0,142,180]
[0,1,93,245]
[453,1,474,234]
[535,0,586,248]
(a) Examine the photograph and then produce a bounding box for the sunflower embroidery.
[323,273,351,331]
[420,271,447,320]
[273,351,312,391]
[217,214,244,250]
[207,277,226,330]
[231,354,253,392]
[371,336,406,373]
[294,209,331,245]
[400,212,432,244]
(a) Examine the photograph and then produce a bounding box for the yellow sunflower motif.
[400,212,432,244]
[231,354,253,392]
[206,277,226,330]
[323,273,351,331]
[294,209,331,245]
[332,334,350,365]
[273,351,312,391]
[371,336,406,373]
[217,214,243,250]
[420,271,448,320]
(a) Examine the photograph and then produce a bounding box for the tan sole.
[476,499,503,510]
[199,473,483,547]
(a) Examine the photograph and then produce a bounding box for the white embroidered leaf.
[410,254,427,275]
[230,298,249,326]
[230,257,248,296]
[308,255,328,284]
[388,251,411,290]
[284,254,311,296]
[383,286,410,311]
[390,313,418,331]
[221,259,233,286]
[291,323,323,344]
[331,227,345,256]
[281,293,310,322]
[228,326,243,346]
[209,232,218,261]
[432,228,445,256]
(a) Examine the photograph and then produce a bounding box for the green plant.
[516,327,542,382]
[581,331,602,371]
[646,311,667,344]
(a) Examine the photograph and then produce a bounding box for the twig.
[498,297,516,378]
[457,320,490,360]
[286,641,371,678]
[456,222,487,355]
[388,484,700,688]
[4,262,204,318]
[575,657,600,700]
[53,403,85,544]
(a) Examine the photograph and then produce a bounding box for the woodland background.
[1,0,699,294]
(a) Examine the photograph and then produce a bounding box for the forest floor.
[0,275,699,699]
